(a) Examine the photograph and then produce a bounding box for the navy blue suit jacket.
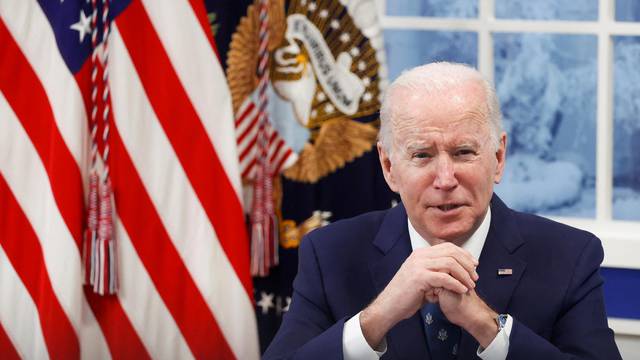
[263,195,621,359]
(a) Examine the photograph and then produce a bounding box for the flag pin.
[498,268,513,276]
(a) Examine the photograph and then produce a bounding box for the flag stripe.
[0,84,110,360]
[0,321,20,360]
[0,1,87,167]
[141,0,243,200]
[0,18,141,358]
[0,244,49,360]
[0,19,84,248]
[116,0,252,296]
[1,0,259,357]
[235,100,256,127]
[112,218,193,360]
[109,23,258,358]
[240,133,260,161]
[109,122,235,359]
[0,174,79,359]
[238,111,260,145]
[83,289,151,359]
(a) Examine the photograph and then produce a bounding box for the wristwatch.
[495,314,508,332]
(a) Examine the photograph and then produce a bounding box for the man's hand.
[438,289,499,348]
[360,243,479,349]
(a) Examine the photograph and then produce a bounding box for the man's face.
[379,81,506,245]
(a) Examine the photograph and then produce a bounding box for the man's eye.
[413,152,431,159]
[455,149,477,157]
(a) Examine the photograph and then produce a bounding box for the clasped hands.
[360,243,499,349]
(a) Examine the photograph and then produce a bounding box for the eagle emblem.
[227,0,387,183]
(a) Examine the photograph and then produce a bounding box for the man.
[263,62,621,359]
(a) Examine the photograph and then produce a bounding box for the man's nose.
[433,155,458,190]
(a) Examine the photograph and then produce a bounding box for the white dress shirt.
[342,208,513,359]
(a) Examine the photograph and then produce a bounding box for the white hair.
[379,62,503,155]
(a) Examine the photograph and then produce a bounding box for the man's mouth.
[435,204,463,212]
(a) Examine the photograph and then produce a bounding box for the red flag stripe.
[0,174,80,359]
[274,148,294,175]
[242,158,258,180]
[0,20,148,358]
[108,216,194,359]
[235,100,256,127]
[269,139,286,164]
[116,0,252,295]
[237,111,260,145]
[109,125,235,359]
[240,133,260,161]
[139,0,244,201]
[0,20,84,249]
[109,20,256,357]
[83,289,152,360]
[0,305,21,360]
[0,241,50,359]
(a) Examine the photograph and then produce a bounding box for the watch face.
[496,314,508,329]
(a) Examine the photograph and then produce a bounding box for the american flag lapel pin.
[498,268,513,276]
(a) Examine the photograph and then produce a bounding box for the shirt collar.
[407,207,491,260]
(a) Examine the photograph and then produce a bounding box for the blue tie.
[420,302,461,359]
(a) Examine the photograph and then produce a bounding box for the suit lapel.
[458,195,527,359]
[370,204,430,360]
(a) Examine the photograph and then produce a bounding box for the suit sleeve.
[507,235,621,360]
[263,232,347,360]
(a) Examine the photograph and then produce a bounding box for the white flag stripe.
[235,101,259,137]
[0,245,49,360]
[109,26,259,360]
[114,215,194,360]
[0,92,110,360]
[140,0,243,202]
[0,0,89,171]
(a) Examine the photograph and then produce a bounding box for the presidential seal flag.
[209,0,398,351]
[0,0,259,358]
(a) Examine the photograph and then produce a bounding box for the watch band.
[495,314,508,332]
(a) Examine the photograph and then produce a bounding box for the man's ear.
[494,132,507,183]
[377,142,399,192]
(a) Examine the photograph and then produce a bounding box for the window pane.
[616,0,640,22]
[495,0,597,21]
[494,33,597,218]
[613,36,640,220]
[386,0,477,18]
[384,30,477,80]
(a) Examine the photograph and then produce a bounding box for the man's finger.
[424,257,476,290]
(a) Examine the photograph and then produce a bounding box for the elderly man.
[263,62,621,359]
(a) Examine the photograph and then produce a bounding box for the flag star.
[316,91,326,101]
[319,9,329,18]
[363,92,372,102]
[257,291,275,314]
[349,47,360,57]
[308,2,317,11]
[330,19,340,29]
[358,60,366,71]
[70,9,92,43]
[339,33,350,43]
[362,77,371,86]
[283,296,291,312]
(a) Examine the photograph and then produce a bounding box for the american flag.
[0,0,259,358]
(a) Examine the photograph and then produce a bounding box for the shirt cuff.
[477,315,513,360]
[342,311,387,360]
